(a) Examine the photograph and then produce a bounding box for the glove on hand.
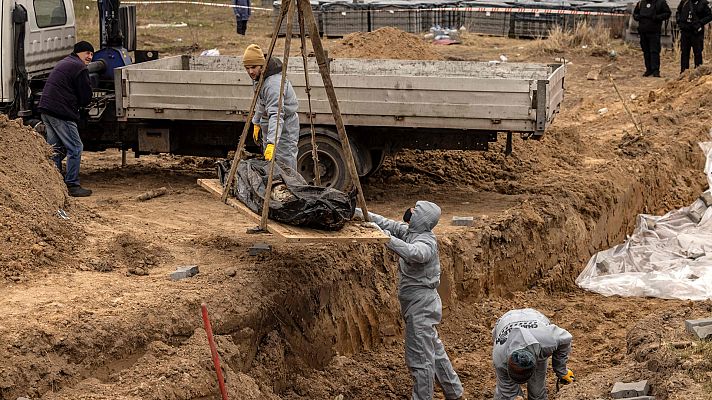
[252,125,261,145]
[558,369,575,385]
[366,221,382,232]
[264,144,275,161]
[353,208,364,221]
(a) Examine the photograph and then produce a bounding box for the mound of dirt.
[0,115,83,281]
[330,27,444,60]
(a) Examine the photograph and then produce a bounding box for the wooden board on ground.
[197,179,390,243]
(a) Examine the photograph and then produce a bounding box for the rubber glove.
[252,125,261,144]
[558,369,575,384]
[367,222,391,238]
[264,144,275,161]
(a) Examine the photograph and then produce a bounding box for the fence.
[272,0,632,38]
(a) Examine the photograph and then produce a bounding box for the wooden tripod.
[220,0,371,231]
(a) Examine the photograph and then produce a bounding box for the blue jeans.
[42,113,83,186]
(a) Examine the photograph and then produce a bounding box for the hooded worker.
[243,44,299,171]
[492,308,574,400]
[355,202,465,400]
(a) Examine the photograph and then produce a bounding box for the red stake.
[201,303,229,400]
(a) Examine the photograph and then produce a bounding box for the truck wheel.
[364,149,386,178]
[297,134,348,190]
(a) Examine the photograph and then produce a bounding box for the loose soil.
[3,12,712,400]
[330,27,444,60]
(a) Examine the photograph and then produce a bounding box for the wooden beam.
[298,0,371,221]
[220,0,290,203]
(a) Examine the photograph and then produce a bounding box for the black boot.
[68,185,92,197]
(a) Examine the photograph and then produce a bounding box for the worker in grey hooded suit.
[356,201,464,400]
[492,308,574,400]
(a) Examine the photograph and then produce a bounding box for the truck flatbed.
[117,55,565,135]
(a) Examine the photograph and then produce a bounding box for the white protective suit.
[492,308,572,400]
[367,201,464,400]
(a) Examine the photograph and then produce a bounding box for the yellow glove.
[252,124,261,144]
[264,144,275,161]
[558,369,575,384]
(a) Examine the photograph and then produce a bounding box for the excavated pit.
[4,45,712,399]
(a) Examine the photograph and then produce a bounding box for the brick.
[451,216,475,226]
[248,243,272,256]
[685,318,712,334]
[687,199,707,223]
[169,265,199,281]
[611,380,650,399]
[693,325,712,340]
[700,191,712,207]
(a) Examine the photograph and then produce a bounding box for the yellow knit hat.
[243,44,266,66]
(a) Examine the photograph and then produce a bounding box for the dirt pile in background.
[0,115,83,281]
[330,27,444,60]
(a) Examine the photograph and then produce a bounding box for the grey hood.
[366,200,442,299]
[492,308,573,398]
[408,201,441,234]
[263,57,283,79]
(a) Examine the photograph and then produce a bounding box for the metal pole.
[200,303,229,400]
[298,0,370,221]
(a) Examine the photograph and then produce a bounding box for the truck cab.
[1,0,75,110]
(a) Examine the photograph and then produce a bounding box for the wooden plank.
[127,94,532,119]
[197,179,390,243]
[125,68,533,93]
[126,82,532,107]
[124,108,535,131]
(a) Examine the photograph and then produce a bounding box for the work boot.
[68,185,92,197]
[652,71,661,77]
[642,70,652,77]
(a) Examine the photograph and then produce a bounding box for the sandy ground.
[3,9,712,400]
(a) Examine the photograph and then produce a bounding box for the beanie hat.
[507,349,535,383]
[243,44,266,66]
[73,41,95,54]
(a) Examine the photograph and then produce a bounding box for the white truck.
[2,0,566,189]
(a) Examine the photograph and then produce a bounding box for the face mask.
[403,207,413,223]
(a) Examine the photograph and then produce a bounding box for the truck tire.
[296,128,370,190]
[364,149,386,178]
[297,133,347,190]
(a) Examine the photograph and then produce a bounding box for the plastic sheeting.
[217,159,357,231]
[576,139,712,300]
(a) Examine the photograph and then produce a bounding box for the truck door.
[24,0,76,74]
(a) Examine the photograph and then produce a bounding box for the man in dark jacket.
[634,0,672,77]
[38,41,94,197]
[232,0,251,35]
[676,0,712,72]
